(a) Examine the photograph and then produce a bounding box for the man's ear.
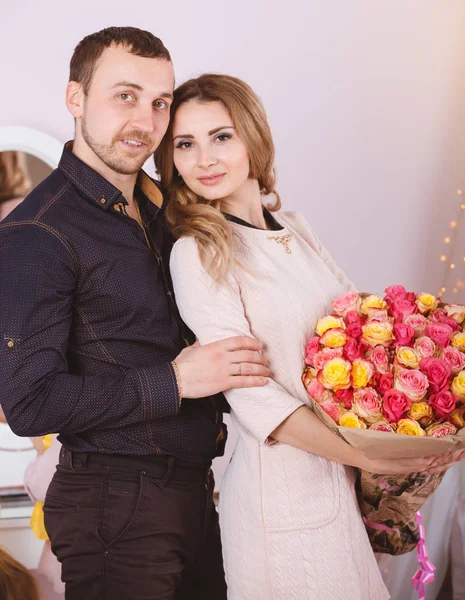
[66,81,84,119]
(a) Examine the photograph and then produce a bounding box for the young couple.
[0,26,462,600]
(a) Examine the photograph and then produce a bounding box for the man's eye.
[154,101,168,110]
[119,93,134,101]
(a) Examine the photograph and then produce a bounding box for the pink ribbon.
[412,511,436,600]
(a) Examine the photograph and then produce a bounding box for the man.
[0,27,269,599]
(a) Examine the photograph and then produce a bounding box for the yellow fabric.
[29,434,54,541]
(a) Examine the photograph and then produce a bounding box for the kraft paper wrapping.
[310,398,464,554]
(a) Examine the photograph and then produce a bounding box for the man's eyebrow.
[112,82,173,99]
[173,126,234,141]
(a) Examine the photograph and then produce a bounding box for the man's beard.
[81,112,154,175]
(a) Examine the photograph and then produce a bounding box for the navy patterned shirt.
[0,144,226,463]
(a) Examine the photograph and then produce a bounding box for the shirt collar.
[58,142,163,211]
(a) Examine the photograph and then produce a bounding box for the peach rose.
[444,304,465,325]
[369,420,396,433]
[305,378,327,402]
[442,347,465,374]
[407,401,433,427]
[425,422,457,438]
[451,332,465,353]
[352,388,382,423]
[360,295,388,317]
[319,398,343,422]
[414,336,437,359]
[404,314,428,337]
[394,368,429,401]
[368,346,390,374]
[313,347,344,370]
[332,291,361,317]
[416,293,439,314]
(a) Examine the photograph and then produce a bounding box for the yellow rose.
[416,293,439,314]
[339,411,367,429]
[318,357,352,391]
[352,359,374,388]
[452,332,465,353]
[451,370,465,397]
[450,405,465,429]
[407,401,433,425]
[320,328,348,349]
[362,322,394,348]
[360,295,388,317]
[315,316,346,337]
[397,418,426,436]
[396,347,420,369]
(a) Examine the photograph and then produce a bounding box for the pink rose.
[394,369,429,401]
[419,357,452,393]
[429,391,457,418]
[306,378,326,402]
[343,338,362,362]
[431,309,461,332]
[369,420,396,433]
[424,322,454,349]
[370,310,390,323]
[382,389,412,422]
[332,291,361,317]
[334,388,354,410]
[352,388,383,423]
[384,285,408,303]
[313,347,344,370]
[376,373,394,395]
[404,314,428,337]
[305,337,320,366]
[345,310,364,327]
[368,345,390,374]
[425,422,457,438]
[442,347,465,374]
[393,323,415,347]
[391,299,418,320]
[346,323,363,338]
[414,336,436,359]
[319,398,343,422]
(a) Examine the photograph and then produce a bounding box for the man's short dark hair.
[69,26,172,94]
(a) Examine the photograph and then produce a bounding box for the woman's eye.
[215,133,232,142]
[176,141,193,149]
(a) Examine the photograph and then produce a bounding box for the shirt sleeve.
[170,237,304,444]
[0,223,180,437]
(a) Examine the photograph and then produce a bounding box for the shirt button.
[100,197,106,205]
[7,339,14,348]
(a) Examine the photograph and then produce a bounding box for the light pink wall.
[2,1,465,483]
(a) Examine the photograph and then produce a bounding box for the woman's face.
[172,100,251,202]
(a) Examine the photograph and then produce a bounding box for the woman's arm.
[272,406,465,474]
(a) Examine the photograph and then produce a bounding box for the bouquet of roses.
[302,285,465,554]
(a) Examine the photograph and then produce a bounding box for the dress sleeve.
[280,211,356,292]
[170,237,304,444]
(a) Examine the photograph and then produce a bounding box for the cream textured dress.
[170,210,389,600]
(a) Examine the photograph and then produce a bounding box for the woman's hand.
[0,405,7,423]
[358,448,465,475]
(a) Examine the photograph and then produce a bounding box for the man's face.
[76,46,175,175]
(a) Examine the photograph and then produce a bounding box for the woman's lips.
[197,173,226,186]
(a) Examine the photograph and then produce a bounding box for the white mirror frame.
[0,126,62,169]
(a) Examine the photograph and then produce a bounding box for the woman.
[0,548,40,600]
[155,74,459,599]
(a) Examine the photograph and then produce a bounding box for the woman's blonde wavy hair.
[155,74,280,280]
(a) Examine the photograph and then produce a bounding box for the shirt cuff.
[136,361,181,420]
